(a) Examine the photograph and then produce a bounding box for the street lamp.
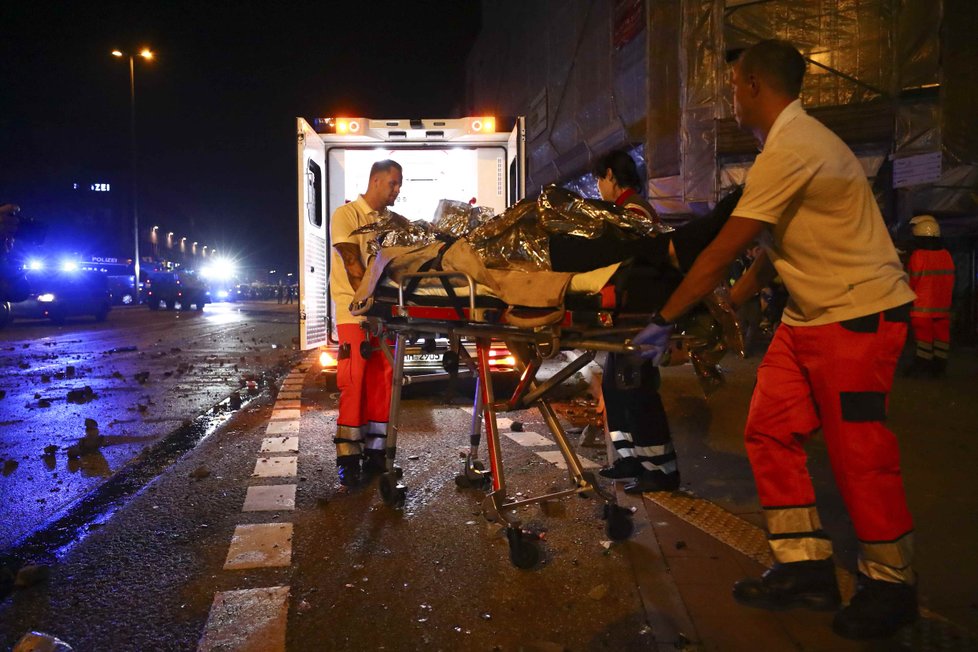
[111,47,154,304]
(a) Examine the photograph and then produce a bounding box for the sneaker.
[623,469,680,494]
[733,559,841,611]
[832,574,918,640]
[336,455,361,488]
[361,450,387,475]
[598,457,644,479]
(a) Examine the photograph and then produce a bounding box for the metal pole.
[129,55,141,304]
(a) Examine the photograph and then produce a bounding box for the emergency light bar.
[313,116,498,138]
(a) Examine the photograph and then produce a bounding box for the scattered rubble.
[66,386,95,404]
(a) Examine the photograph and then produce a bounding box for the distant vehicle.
[145,270,210,311]
[9,269,112,325]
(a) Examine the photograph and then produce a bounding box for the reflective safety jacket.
[907,244,954,317]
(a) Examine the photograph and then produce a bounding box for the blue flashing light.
[61,261,79,272]
[38,293,56,303]
[28,259,45,271]
[217,290,229,299]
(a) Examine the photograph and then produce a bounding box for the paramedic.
[594,150,681,494]
[633,40,918,639]
[329,160,402,487]
[904,214,954,377]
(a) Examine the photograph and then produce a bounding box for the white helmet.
[910,214,940,238]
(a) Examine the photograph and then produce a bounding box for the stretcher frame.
[360,270,653,568]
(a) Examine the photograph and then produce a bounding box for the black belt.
[839,302,911,333]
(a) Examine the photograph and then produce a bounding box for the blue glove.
[632,317,674,365]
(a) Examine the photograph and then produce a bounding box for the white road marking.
[265,419,300,435]
[273,399,301,409]
[252,456,298,478]
[261,436,299,452]
[223,523,294,570]
[503,430,553,447]
[270,409,300,420]
[243,485,296,511]
[198,586,289,652]
[276,391,302,400]
[535,450,599,469]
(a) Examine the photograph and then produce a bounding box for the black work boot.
[598,457,644,479]
[832,574,918,640]
[336,455,361,488]
[733,559,841,611]
[623,469,680,494]
[361,449,387,475]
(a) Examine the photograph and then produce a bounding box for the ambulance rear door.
[507,116,526,203]
[296,117,328,351]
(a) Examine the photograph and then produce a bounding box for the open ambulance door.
[297,118,329,351]
[507,116,526,204]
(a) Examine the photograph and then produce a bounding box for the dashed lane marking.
[242,484,296,511]
[260,436,299,452]
[223,523,294,570]
[503,430,553,447]
[535,449,600,469]
[276,391,302,400]
[265,420,300,435]
[252,456,298,478]
[270,408,301,420]
[198,586,289,652]
[272,399,301,409]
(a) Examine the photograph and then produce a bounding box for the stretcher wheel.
[506,527,540,570]
[379,472,406,507]
[604,504,634,541]
[454,460,490,489]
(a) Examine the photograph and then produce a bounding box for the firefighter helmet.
[910,214,940,238]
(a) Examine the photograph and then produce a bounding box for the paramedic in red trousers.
[329,160,402,488]
[593,150,680,493]
[634,40,918,640]
[904,214,954,377]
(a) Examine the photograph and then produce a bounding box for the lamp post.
[112,47,154,304]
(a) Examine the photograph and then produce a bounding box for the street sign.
[892,151,942,189]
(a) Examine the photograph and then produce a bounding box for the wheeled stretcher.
[356,269,664,568]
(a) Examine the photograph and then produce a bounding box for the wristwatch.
[650,312,672,327]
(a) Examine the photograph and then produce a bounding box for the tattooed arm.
[334,242,366,292]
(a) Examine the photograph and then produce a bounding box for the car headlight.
[37,293,56,303]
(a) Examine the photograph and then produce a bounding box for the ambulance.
[296,115,526,387]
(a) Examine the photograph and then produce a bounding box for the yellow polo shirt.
[733,100,914,326]
[329,195,381,325]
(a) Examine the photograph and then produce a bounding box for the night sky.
[0,1,481,272]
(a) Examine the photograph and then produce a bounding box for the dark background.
[0,1,481,271]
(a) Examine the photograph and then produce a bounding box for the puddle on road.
[0,389,265,567]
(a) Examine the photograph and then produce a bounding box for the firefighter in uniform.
[905,214,954,377]
[634,40,919,639]
[328,160,402,487]
[592,150,680,493]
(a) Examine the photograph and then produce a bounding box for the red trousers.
[910,315,950,361]
[745,308,914,583]
[335,323,392,458]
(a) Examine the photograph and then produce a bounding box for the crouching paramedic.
[633,40,918,640]
[328,159,402,488]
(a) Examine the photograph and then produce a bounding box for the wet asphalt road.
[0,301,302,549]
[0,362,654,651]
[0,316,975,649]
